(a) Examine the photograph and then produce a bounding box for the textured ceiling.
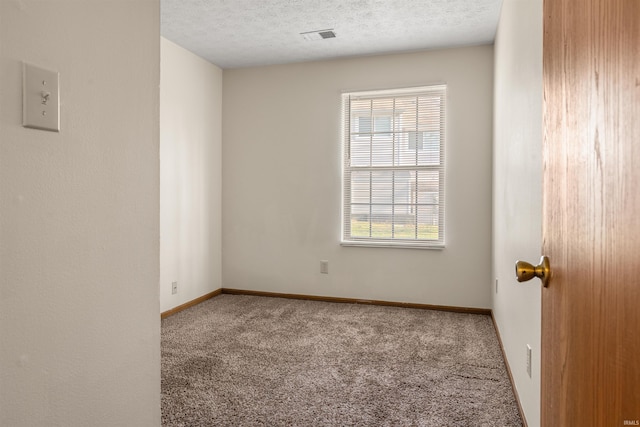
[161,0,503,69]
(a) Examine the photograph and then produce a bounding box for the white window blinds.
[342,85,446,248]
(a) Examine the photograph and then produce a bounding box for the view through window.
[342,85,446,248]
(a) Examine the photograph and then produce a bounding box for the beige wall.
[222,46,494,308]
[0,1,160,425]
[493,0,543,425]
[160,38,223,312]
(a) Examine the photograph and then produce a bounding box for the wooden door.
[542,0,640,425]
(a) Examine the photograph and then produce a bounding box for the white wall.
[222,46,494,308]
[0,1,160,426]
[493,0,543,425]
[160,38,223,312]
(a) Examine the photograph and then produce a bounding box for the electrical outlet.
[171,281,178,295]
[526,344,532,377]
[495,278,499,293]
[320,260,329,274]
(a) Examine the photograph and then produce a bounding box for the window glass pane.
[417,131,441,165]
[417,96,442,132]
[371,98,394,118]
[393,205,416,239]
[397,132,417,166]
[371,136,393,167]
[408,131,423,150]
[417,171,440,204]
[394,97,417,128]
[393,170,415,204]
[350,99,371,134]
[350,171,371,204]
[371,171,392,204]
[374,116,391,134]
[417,206,439,240]
[358,116,372,133]
[350,137,371,167]
[350,207,370,238]
[371,205,392,238]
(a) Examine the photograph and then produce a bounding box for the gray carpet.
[161,294,523,426]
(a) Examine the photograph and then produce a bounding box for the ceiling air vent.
[319,30,336,39]
[301,29,337,41]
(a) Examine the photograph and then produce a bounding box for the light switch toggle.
[41,91,51,105]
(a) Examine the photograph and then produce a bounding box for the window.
[342,85,446,248]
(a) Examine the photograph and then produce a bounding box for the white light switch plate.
[23,62,59,132]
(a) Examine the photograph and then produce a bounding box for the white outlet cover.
[23,62,60,132]
[320,260,329,274]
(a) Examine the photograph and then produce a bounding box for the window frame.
[341,85,446,249]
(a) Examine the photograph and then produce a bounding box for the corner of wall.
[159,38,223,313]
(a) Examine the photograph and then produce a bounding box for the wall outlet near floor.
[320,260,329,274]
[526,344,532,377]
[171,281,178,295]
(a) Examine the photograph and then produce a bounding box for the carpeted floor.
[161,294,523,426]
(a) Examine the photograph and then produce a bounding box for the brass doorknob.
[515,256,551,287]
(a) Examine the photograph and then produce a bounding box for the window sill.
[340,240,445,250]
